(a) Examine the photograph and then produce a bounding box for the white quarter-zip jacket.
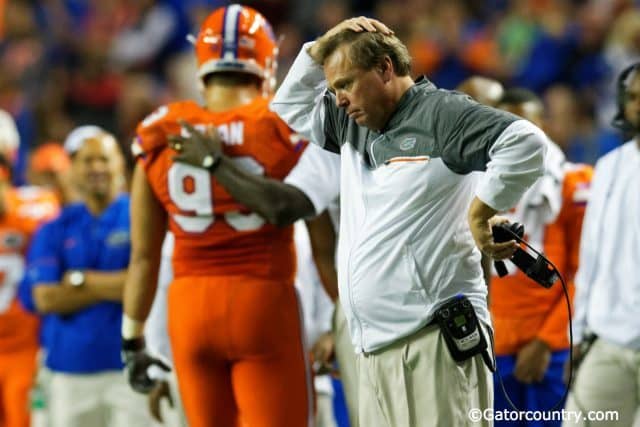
[272,43,547,353]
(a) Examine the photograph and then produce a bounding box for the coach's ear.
[379,56,393,83]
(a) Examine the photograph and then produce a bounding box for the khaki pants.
[151,372,188,427]
[357,323,493,427]
[563,339,640,427]
[316,392,338,427]
[334,303,359,427]
[48,371,152,427]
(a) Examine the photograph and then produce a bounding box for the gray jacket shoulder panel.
[365,85,518,172]
[430,90,518,174]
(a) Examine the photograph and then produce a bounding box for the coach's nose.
[335,90,349,108]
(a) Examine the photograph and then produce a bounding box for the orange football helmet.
[194,4,278,92]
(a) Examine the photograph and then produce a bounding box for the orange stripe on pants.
[168,275,312,427]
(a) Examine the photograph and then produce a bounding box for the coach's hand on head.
[468,196,518,260]
[168,120,223,171]
[308,16,394,63]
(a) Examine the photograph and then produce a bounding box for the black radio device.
[434,294,494,371]
[491,222,558,288]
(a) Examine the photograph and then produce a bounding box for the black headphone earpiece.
[611,62,640,132]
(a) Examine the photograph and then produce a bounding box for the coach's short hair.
[315,30,412,77]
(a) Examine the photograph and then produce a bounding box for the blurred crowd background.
[2,0,640,185]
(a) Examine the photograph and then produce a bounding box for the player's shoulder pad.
[133,101,204,158]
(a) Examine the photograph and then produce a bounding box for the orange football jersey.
[490,164,593,354]
[135,97,307,280]
[0,187,59,353]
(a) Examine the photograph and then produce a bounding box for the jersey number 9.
[168,158,266,233]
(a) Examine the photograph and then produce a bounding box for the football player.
[0,110,59,427]
[121,5,312,427]
[490,88,593,424]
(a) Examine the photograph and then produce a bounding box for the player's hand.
[122,337,171,394]
[148,380,174,423]
[311,331,337,376]
[563,344,580,385]
[168,120,223,171]
[467,197,518,260]
[309,17,394,62]
[514,339,551,384]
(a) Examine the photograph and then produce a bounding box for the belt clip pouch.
[573,332,598,372]
[434,294,495,372]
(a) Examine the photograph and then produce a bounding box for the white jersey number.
[168,157,266,233]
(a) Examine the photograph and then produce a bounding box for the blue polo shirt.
[19,194,130,373]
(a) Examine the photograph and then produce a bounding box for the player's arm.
[122,163,171,393]
[538,173,589,349]
[170,121,315,226]
[215,156,315,225]
[122,163,171,394]
[123,162,167,331]
[305,211,338,301]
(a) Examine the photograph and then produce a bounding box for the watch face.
[202,155,214,168]
[69,271,84,287]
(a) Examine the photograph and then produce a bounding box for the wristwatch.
[202,153,221,171]
[68,270,86,287]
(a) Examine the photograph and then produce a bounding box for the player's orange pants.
[168,275,312,427]
[0,346,38,427]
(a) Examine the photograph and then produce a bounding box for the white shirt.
[495,140,566,277]
[286,146,341,394]
[294,221,335,396]
[285,143,341,214]
[145,232,175,368]
[272,43,546,353]
[572,140,640,349]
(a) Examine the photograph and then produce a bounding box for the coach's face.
[624,72,640,132]
[325,45,393,131]
[73,134,123,199]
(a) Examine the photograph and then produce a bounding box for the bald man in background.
[457,76,505,107]
[20,127,152,427]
